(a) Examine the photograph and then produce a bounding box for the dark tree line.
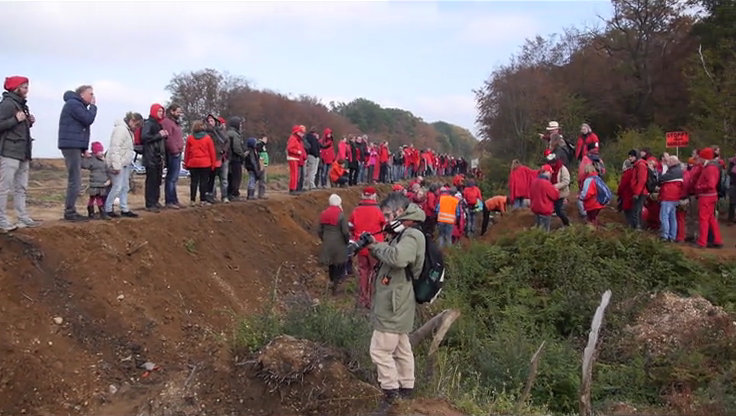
[476,0,736,164]
[166,69,478,163]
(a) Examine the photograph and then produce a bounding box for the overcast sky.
[1,0,612,158]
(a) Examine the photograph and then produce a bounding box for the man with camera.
[363,193,426,411]
[349,187,386,309]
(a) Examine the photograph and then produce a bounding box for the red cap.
[217,116,226,125]
[543,149,552,157]
[541,164,553,173]
[4,76,28,91]
[392,184,404,191]
[292,125,306,134]
[699,147,714,160]
[91,141,104,154]
[363,186,376,195]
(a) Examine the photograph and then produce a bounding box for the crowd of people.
[0,77,473,230]
[508,120,728,249]
[287,126,470,193]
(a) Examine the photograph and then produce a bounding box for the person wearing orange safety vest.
[435,188,462,248]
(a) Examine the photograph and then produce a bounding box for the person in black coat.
[141,103,168,212]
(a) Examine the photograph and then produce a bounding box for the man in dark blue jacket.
[58,85,97,222]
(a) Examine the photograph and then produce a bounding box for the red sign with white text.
[666,131,689,148]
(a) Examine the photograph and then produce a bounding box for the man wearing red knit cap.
[0,76,39,231]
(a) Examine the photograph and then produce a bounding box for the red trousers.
[676,209,686,242]
[288,160,299,191]
[357,254,377,309]
[587,208,601,227]
[696,196,722,247]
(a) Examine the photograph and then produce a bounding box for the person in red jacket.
[575,123,599,162]
[286,125,306,194]
[183,120,216,205]
[694,148,723,248]
[422,183,439,236]
[629,150,649,229]
[348,187,386,309]
[509,160,537,209]
[617,160,635,221]
[379,141,390,183]
[658,155,684,241]
[530,165,559,232]
[319,128,335,189]
[462,180,483,236]
[579,164,605,226]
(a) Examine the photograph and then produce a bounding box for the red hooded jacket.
[617,168,635,211]
[695,162,720,197]
[580,172,605,212]
[462,186,482,206]
[286,133,306,165]
[631,159,649,196]
[530,175,559,215]
[509,165,537,201]
[575,132,599,160]
[379,144,389,163]
[320,130,335,165]
[348,199,386,256]
[184,133,216,169]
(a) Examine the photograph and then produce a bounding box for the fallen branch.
[409,309,461,352]
[126,240,148,256]
[516,340,546,414]
[580,290,612,416]
[698,43,716,84]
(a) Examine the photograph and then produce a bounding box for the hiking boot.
[708,243,723,249]
[99,207,111,221]
[145,206,160,213]
[87,206,96,219]
[107,211,120,218]
[166,203,180,210]
[64,212,89,222]
[0,222,18,233]
[16,218,41,229]
[155,203,164,210]
[369,389,399,416]
[398,387,414,400]
[121,211,138,218]
[247,189,255,200]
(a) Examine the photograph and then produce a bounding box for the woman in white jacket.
[105,112,142,217]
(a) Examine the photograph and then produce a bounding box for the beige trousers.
[369,330,414,390]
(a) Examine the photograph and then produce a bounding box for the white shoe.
[0,222,18,232]
[16,218,41,229]
[223,198,230,204]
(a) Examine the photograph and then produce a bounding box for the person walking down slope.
[58,85,97,222]
[579,163,605,227]
[349,187,386,309]
[530,164,559,232]
[183,121,216,206]
[509,160,536,209]
[0,76,40,231]
[318,194,350,294]
[81,141,111,220]
[363,194,426,411]
[462,179,482,237]
[547,152,571,226]
[105,112,142,218]
[141,103,168,212]
[436,187,462,248]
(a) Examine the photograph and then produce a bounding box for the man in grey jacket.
[365,194,426,412]
[0,76,39,231]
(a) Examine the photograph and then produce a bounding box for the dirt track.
[0,186,379,416]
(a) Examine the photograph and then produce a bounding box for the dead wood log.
[580,290,612,416]
[409,309,461,354]
[515,340,546,414]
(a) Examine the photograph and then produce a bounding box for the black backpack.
[403,227,446,304]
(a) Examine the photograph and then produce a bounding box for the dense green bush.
[435,226,736,414]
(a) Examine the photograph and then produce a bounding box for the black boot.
[247,189,255,200]
[399,387,413,400]
[99,206,111,221]
[370,389,399,416]
[87,206,95,219]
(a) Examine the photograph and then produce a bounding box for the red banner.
[666,131,689,148]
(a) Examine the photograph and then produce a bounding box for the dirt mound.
[0,187,385,416]
[249,335,379,415]
[626,292,735,357]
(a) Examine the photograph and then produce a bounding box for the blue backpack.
[593,176,612,205]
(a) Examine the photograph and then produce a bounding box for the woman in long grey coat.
[318,194,350,292]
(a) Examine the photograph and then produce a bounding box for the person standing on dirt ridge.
[287,125,306,194]
[256,135,269,199]
[205,115,230,203]
[58,85,97,222]
[141,103,168,212]
[349,186,386,309]
[0,76,39,231]
[362,193,426,411]
[105,111,141,218]
[161,104,184,209]
[226,116,245,201]
[304,126,320,191]
[318,193,350,294]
